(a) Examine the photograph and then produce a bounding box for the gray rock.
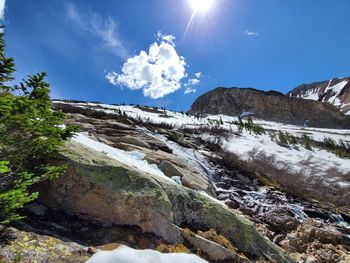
[37,141,296,263]
[118,136,150,149]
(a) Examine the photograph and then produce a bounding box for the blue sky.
[4,0,350,111]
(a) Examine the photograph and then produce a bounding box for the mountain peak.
[288,77,350,115]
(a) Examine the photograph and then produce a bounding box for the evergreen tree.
[302,134,312,150]
[246,116,253,130]
[237,116,244,133]
[0,32,77,224]
[278,131,289,147]
[0,31,15,91]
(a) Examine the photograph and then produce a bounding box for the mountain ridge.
[189,86,350,129]
[287,77,350,114]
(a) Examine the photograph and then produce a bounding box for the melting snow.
[300,88,320,101]
[55,101,350,183]
[220,131,350,176]
[85,245,208,263]
[72,133,173,182]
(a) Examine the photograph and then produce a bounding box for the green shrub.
[236,115,265,135]
[322,137,350,158]
[302,134,312,150]
[277,131,289,146]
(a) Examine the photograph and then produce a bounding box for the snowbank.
[85,245,208,263]
[72,133,174,182]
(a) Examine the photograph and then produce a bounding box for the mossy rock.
[0,228,89,263]
[37,141,296,262]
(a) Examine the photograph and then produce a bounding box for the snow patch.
[325,80,348,94]
[72,133,173,182]
[85,245,208,263]
[220,131,350,176]
[300,88,320,101]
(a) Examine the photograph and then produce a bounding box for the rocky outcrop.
[0,227,89,262]
[36,141,295,262]
[279,220,350,262]
[58,107,212,193]
[189,87,350,128]
[288,77,350,115]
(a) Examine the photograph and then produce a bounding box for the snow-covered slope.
[53,100,350,262]
[288,77,350,115]
[55,100,350,177]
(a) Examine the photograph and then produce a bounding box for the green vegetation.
[277,131,298,147]
[323,137,350,158]
[235,115,265,135]
[0,32,77,224]
[302,134,312,150]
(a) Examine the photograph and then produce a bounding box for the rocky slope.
[36,140,292,262]
[288,77,350,115]
[189,87,350,128]
[2,101,350,262]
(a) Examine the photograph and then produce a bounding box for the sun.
[189,0,214,13]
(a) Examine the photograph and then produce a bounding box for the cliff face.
[189,87,350,128]
[288,77,350,115]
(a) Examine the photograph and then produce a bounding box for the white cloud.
[245,30,259,37]
[106,32,187,99]
[0,0,6,21]
[195,72,202,78]
[66,3,129,60]
[188,78,200,86]
[184,87,196,94]
[183,72,202,95]
[157,31,175,45]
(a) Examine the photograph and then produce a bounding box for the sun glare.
[189,0,214,13]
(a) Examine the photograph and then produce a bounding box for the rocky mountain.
[4,100,350,263]
[288,77,350,115]
[189,87,350,129]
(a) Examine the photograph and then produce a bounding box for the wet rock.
[148,142,172,153]
[25,203,48,217]
[96,136,115,146]
[304,208,332,221]
[87,247,97,255]
[182,228,252,262]
[216,193,230,201]
[266,209,299,233]
[158,160,184,178]
[158,160,210,191]
[225,200,240,209]
[95,120,132,131]
[273,234,286,244]
[118,135,150,149]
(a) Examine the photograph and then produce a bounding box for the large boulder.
[158,160,210,192]
[37,141,296,262]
